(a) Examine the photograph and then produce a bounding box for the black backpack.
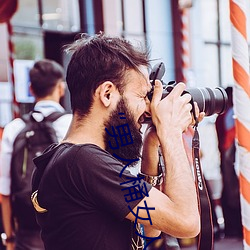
[10,110,64,230]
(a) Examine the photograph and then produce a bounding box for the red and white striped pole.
[179,3,194,161]
[6,20,19,118]
[180,8,190,83]
[229,0,250,248]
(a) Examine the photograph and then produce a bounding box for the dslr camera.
[147,62,228,116]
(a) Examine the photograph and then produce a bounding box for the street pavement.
[181,237,243,250]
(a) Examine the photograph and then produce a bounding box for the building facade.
[0,0,250,124]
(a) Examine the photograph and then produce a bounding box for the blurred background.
[0,0,250,249]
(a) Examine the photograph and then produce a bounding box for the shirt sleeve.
[74,145,152,220]
[52,114,72,142]
[0,119,25,195]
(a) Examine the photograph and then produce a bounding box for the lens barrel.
[148,85,228,117]
[187,87,228,116]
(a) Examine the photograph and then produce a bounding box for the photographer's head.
[29,59,65,102]
[65,33,152,161]
[65,32,150,118]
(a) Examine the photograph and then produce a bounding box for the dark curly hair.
[65,32,150,117]
[29,59,64,98]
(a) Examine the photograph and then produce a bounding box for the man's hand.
[150,80,193,139]
[192,102,205,126]
[127,80,201,238]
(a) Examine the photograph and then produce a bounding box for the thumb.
[151,80,163,109]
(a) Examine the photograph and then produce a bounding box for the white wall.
[144,0,175,82]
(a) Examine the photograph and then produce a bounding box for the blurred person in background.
[215,86,242,238]
[0,59,72,250]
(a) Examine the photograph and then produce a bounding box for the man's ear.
[97,81,117,107]
[58,81,66,98]
[29,83,35,97]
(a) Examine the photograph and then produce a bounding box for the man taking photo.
[31,33,202,250]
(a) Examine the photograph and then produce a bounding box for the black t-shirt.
[33,143,152,250]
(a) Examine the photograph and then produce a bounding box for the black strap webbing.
[192,125,214,250]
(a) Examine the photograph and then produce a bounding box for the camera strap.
[192,121,214,250]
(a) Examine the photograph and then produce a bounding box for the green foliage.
[14,39,36,60]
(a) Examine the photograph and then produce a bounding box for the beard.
[103,97,143,167]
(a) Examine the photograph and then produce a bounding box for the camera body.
[147,62,228,116]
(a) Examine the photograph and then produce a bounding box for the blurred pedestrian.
[0,59,72,250]
[215,86,242,238]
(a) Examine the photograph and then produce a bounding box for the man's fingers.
[180,92,192,104]
[151,80,163,107]
[167,82,186,99]
[192,102,205,124]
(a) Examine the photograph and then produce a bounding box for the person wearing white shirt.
[0,59,72,250]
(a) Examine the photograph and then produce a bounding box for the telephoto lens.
[187,87,228,116]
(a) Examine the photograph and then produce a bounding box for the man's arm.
[1,195,15,250]
[0,120,23,250]
[126,81,200,238]
[140,125,161,237]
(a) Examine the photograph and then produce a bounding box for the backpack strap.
[21,110,66,123]
[39,111,66,144]
[43,111,66,123]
